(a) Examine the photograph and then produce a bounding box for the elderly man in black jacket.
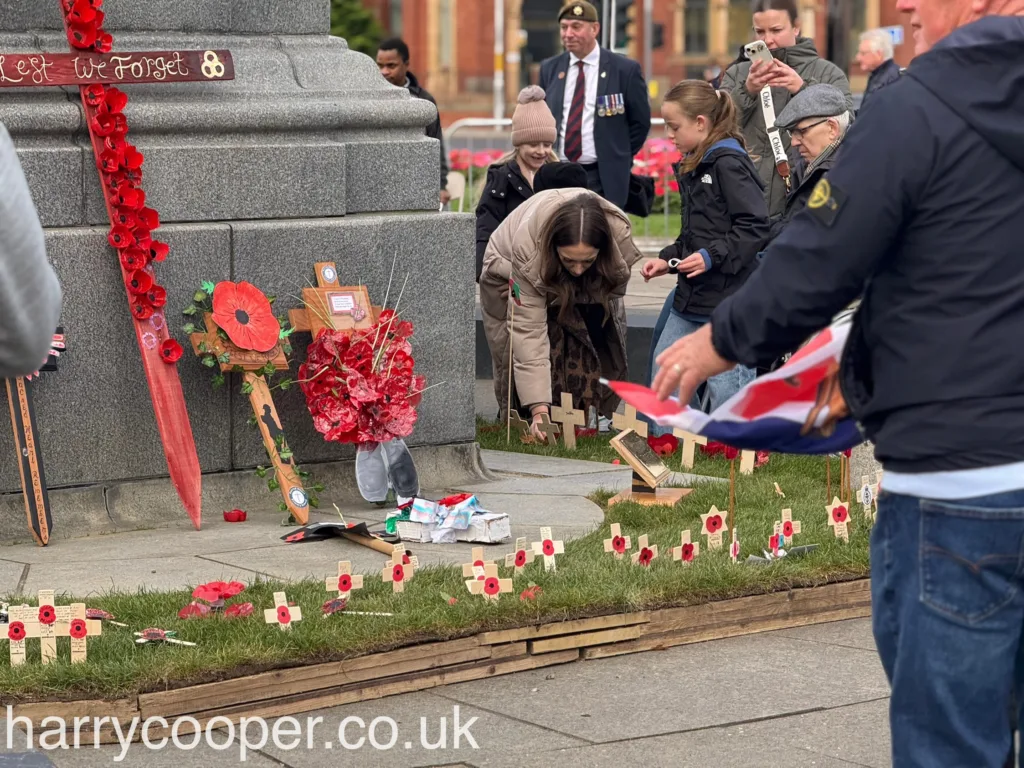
[856,29,902,109]
[653,3,1024,765]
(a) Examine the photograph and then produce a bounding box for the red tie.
[564,60,586,162]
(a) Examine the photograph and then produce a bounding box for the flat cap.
[558,1,599,22]
[775,84,848,130]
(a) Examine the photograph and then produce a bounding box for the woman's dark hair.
[664,80,745,174]
[538,193,619,323]
[751,0,799,24]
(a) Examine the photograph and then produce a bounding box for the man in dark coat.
[376,38,450,205]
[653,6,1024,765]
[856,28,902,109]
[537,1,651,210]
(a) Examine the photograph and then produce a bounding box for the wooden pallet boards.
[529,624,645,654]
[477,611,650,645]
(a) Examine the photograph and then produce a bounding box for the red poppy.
[724,446,739,460]
[7,621,25,641]
[276,605,291,625]
[108,225,134,249]
[67,22,97,49]
[447,596,458,606]
[69,619,88,639]
[224,602,253,619]
[104,134,125,157]
[95,32,113,54]
[113,207,136,229]
[137,207,160,230]
[612,535,626,554]
[223,508,247,523]
[178,602,210,619]
[133,228,152,250]
[68,0,96,21]
[91,112,117,137]
[84,84,105,106]
[392,564,405,583]
[705,515,724,533]
[681,543,695,561]
[638,547,654,566]
[782,521,794,537]
[647,434,679,457]
[126,269,153,294]
[514,549,527,567]
[104,87,128,113]
[113,181,141,209]
[483,577,501,595]
[211,281,279,352]
[344,341,375,376]
[769,534,780,552]
[86,608,114,621]
[122,145,144,170]
[542,539,555,557]
[832,505,849,523]
[139,628,168,642]
[338,574,352,592]
[192,581,244,603]
[159,339,183,364]
[322,598,347,616]
[149,241,169,262]
[146,285,167,308]
[131,302,153,320]
[38,605,55,625]
[99,150,120,173]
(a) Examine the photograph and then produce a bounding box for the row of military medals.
[598,94,625,117]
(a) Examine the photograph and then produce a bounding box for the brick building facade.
[364,0,914,127]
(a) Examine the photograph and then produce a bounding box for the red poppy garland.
[299,309,426,445]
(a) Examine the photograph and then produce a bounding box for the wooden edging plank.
[139,635,486,719]
[11,698,139,727]
[478,611,649,645]
[529,625,645,655]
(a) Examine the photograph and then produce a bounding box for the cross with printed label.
[826,496,852,542]
[504,537,536,574]
[551,392,586,450]
[773,508,802,548]
[532,526,564,572]
[465,563,513,602]
[382,547,416,593]
[701,506,728,550]
[859,472,881,522]
[2,605,41,666]
[603,522,632,559]
[673,429,707,469]
[462,547,495,581]
[264,592,302,631]
[287,262,377,337]
[671,530,699,564]
[326,561,363,600]
[612,405,648,438]
[66,603,102,663]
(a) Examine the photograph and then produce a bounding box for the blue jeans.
[648,300,754,437]
[872,487,1024,767]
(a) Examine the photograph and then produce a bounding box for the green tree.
[330,0,385,58]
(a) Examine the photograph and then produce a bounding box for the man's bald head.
[896,0,1024,54]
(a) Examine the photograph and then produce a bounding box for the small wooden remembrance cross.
[0,3,240,529]
[264,592,302,631]
[462,547,495,580]
[671,530,699,564]
[508,411,532,442]
[827,497,851,542]
[612,405,648,438]
[465,564,513,601]
[287,262,379,337]
[551,393,586,450]
[774,508,802,548]
[190,312,311,525]
[631,534,658,566]
[533,413,560,446]
[2,605,41,666]
[67,603,102,664]
[326,561,364,600]
[603,522,632,559]
[739,450,756,475]
[531,526,564,572]
[672,429,707,469]
[504,537,535,574]
[382,547,416,593]
[701,507,727,550]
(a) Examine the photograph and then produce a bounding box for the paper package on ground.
[392,493,510,544]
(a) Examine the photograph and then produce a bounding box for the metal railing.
[444,117,676,241]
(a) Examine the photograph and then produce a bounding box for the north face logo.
[701,174,713,185]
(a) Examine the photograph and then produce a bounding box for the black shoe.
[382,439,419,499]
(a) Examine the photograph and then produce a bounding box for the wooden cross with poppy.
[603,523,632,559]
[66,603,102,664]
[325,561,364,600]
[773,508,802,548]
[671,530,699,564]
[531,526,564,572]
[701,507,727,550]
[35,589,72,664]
[465,563,513,602]
[287,262,378,338]
[504,536,536,574]
[2,605,41,667]
[826,496,852,542]
[631,534,658,567]
[382,548,416,593]
[189,282,311,525]
[462,547,496,581]
[264,592,302,631]
[612,405,648,438]
[551,392,586,450]
[0,3,240,530]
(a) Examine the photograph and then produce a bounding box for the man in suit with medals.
[538,1,652,211]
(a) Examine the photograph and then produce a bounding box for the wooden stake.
[826,456,832,501]
[246,372,309,525]
[728,458,736,534]
[506,300,515,443]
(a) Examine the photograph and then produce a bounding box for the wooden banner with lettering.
[0,50,234,88]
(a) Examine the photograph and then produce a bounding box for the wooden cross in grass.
[612,405,647,438]
[550,393,585,450]
[504,537,535,574]
[2,605,40,666]
[264,592,302,631]
[739,450,756,475]
[461,547,495,581]
[672,429,707,469]
[534,413,560,446]
[631,534,658,566]
[508,410,532,442]
[382,548,415,593]
[35,589,71,664]
[701,507,727,550]
[860,472,881,522]
[326,561,363,600]
[465,564,513,601]
[671,530,699,564]
[287,262,379,338]
[827,497,852,542]
[773,508,802,548]
[603,522,632,559]
[66,603,102,664]
[531,526,564,572]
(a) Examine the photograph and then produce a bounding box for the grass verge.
[0,426,868,703]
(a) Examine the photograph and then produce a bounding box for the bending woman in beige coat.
[480,188,644,441]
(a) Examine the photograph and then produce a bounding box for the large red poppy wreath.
[299,310,425,445]
[212,281,280,352]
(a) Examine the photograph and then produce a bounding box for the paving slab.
[0,752,54,766]
[480,449,628,478]
[257,692,587,768]
[36,738,283,767]
[456,469,721,497]
[0,559,27,592]
[432,630,890,744]
[776,618,880,653]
